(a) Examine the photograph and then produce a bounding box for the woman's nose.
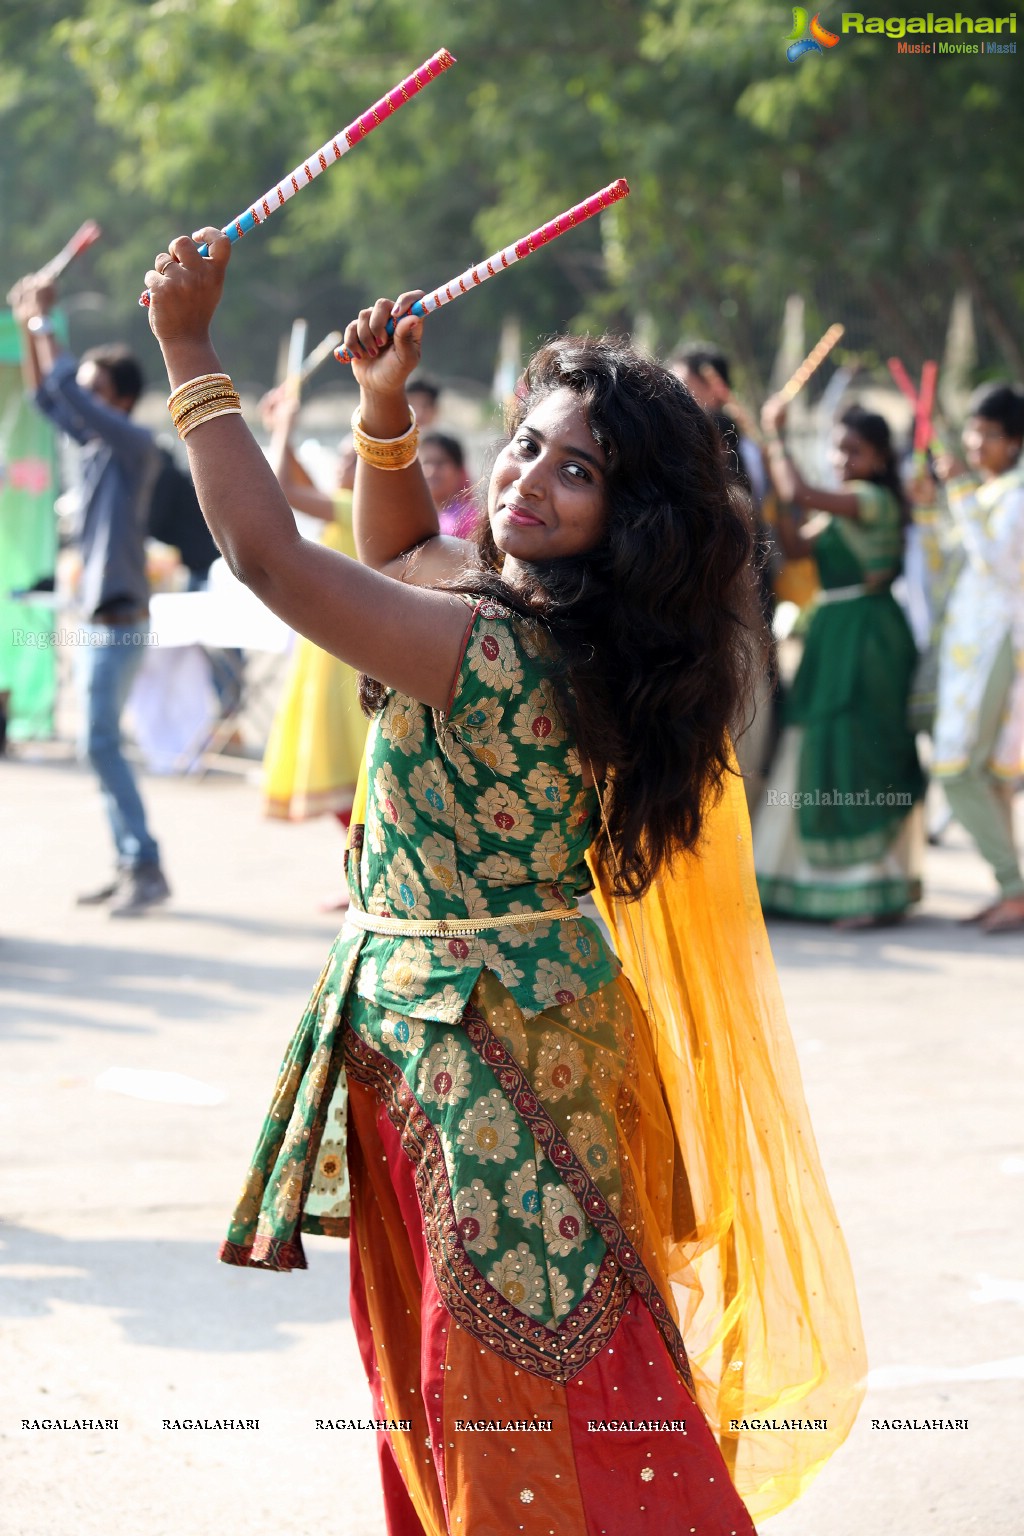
[515,453,546,497]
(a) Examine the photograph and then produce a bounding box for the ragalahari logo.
[786,8,841,60]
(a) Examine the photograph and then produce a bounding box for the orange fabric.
[773,556,819,608]
[348,1078,447,1536]
[442,1326,587,1535]
[589,765,866,1520]
[348,1060,757,1536]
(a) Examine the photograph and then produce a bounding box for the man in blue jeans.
[10,271,171,915]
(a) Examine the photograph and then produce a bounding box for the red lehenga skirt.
[221,773,866,1535]
[343,968,754,1536]
[347,1089,755,1533]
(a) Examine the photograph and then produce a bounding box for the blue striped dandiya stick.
[140,48,455,306]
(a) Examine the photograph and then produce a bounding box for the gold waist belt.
[344,905,580,939]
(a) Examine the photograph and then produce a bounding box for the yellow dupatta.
[589,763,866,1521]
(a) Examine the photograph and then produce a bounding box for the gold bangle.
[175,394,240,424]
[172,394,240,431]
[170,382,236,409]
[167,373,233,412]
[351,404,420,471]
[178,404,243,441]
[174,392,241,430]
[353,440,420,472]
[171,388,240,422]
[350,405,417,443]
[172,383,236,407]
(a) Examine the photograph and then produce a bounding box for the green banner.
[0,309,58,741]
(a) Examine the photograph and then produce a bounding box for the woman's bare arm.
[145,230,472,711]
[345,292,478,586]
[260,387,335,522]
[761,395,863,522]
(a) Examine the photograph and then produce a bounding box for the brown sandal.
[981,898,1024,935]
[832,912,905,932]
[958,901,1003,926]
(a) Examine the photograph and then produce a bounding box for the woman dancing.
[145,227,863,1535]
[756,400,926,926]
[933,384,1024,932]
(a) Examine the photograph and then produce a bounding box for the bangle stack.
[167,372,242,440]
[351,405,419,471]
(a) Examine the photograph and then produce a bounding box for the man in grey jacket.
[10,272,170,915]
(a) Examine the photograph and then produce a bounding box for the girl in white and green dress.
[933,383,1024,933]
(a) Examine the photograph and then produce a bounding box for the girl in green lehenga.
[755,401,926,926]
[139,219,870,1533]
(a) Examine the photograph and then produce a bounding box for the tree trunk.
[953,247,1024,378]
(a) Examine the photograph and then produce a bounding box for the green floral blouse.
[347,597,620,1021]
[221,599,634,1280]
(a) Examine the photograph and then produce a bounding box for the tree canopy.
[2,0,1020,397]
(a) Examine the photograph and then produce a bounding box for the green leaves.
[1,0,1020,389]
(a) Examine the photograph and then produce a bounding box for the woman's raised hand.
[144,227,231,348]
[761,394,788,436]
[932,450,969,484]
[342,290,425,398]
[259,382,300,436]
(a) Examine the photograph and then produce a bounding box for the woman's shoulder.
[442,596,563,720]
[457,595,552,648]
[848,480,899,526]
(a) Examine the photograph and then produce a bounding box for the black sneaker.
[109,863,171,918]
[76,872,128,906]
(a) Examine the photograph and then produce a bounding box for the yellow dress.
[262,493,366,820]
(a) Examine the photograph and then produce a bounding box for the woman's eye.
[564,462,589,482]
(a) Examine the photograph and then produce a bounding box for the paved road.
[2,750,1021,1536]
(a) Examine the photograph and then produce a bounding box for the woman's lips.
[503,505,545,527]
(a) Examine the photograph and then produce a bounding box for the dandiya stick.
[39,221,102,283]
[776,323,845,405]
[300,331,343,384]
[139,48,455,306]
[335,178,630,363]
[913,359,939,457]
[888,356,945,457]
[284,317,308,401]
[886,355,919,407]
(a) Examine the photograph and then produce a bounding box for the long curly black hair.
[363,335,760,900]
[484,335,760,899]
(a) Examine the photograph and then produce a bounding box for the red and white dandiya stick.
[39,220,102,283]
[334,178,631,363]
[776,323,845,405]
[886,356,919,407]
[140,48,455,307]
[888,356,944,457]
[913,359,939,457]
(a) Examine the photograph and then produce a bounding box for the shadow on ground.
[0,936,322,1039]
[0,1222,349,1347]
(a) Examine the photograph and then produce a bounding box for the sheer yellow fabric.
[263,506,365,820]
[589,765,866,1522]
[347,724,864,1519]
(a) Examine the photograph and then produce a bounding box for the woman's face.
[831,427,885,484]
[962,415,1022,477]
[420,442,466,510]
[487,388,609,561]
